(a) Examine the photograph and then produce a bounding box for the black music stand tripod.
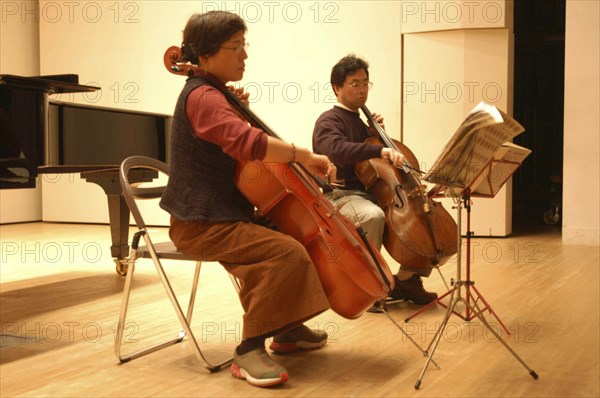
[413,186,538,389]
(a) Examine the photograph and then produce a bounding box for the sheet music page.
[424,102,525,189]
[469,142,532,196]
[494,141,532,163]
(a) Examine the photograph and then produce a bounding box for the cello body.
[236,160,393,319]
[355,108,458,269]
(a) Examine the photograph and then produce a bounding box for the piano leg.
[81,169,157,275]
[106,193,132,275]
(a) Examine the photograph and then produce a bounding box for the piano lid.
[0,74,100,189]
[0,74,100,94]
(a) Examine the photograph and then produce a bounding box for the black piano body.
[0,74,171,273]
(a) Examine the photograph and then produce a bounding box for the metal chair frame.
[115,155,238,372]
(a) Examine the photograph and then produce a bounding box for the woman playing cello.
[160,11,336,388]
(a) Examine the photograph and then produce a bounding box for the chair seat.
[138,241,199,261]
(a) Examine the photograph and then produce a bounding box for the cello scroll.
[164,46,194,77]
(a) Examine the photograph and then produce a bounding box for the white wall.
[401,0,515,237]
[401,0,512,33]
[0,0,39,74]
[33,0,402,224]
[37,1,402,143]
[0,0,43,223]
[562,0,600,245]
[2,1,598,246]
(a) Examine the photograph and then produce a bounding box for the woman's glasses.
[220,42,250,54]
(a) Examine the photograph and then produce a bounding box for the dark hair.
[181,11,247,65]
[330,54,370,91]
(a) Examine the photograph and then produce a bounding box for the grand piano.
[0,74,171,274]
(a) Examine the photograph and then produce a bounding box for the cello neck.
[361,105,424,175]
[361,105,399,151]
[203,79,283,141]
[200,77,334,187]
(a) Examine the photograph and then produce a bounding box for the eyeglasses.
[346,81,374,90]
[220,42,250,54]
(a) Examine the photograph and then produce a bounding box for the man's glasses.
[220,42,250,54]
[346,81,374,90]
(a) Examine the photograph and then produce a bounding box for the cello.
[163,46,394,319]
[355,106,458,269]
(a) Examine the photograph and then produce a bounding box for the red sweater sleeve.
[186,85,268,161]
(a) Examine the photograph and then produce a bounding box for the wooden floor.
[1,222,598,397]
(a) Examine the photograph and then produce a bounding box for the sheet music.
[469,142,532,196]
[424,102,525,189]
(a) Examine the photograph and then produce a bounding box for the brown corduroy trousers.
[169,217,330,339]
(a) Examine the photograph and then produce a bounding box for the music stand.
[405,148,531,331]
[408,103,538,389]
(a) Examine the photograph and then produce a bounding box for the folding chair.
[115,155,240,372]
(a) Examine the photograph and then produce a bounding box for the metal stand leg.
[413,191,538,389]
[466,289,539,380]
[414,280,538,389]
[378,304,441,370]
[414,281,462,389]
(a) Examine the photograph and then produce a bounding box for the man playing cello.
[312,54,438,307]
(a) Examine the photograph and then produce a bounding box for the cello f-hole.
[394,185,405,208]
[313,202,333,236]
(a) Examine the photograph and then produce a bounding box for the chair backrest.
[119,156,170,229]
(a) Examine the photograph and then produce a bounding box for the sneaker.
[389,275,438,304]
[269,325,328,354]
[230,347,288,387]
